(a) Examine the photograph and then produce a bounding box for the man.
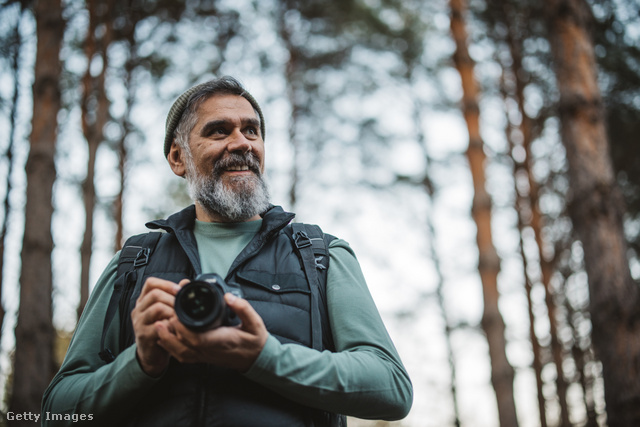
[43,76,413,426]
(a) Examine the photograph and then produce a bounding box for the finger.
[155,319,173,340]
[225,294,265,333]
[156,321,198,363]
[134,301,176,327]
[167,316,204,347]
[134,288,177,314]
[139,277,182,299]
[135,277,182,314]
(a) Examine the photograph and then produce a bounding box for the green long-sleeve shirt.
[42,221,412,425]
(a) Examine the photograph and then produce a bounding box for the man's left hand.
[155,293,268,372]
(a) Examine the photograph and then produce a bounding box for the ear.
[167,141,187,178]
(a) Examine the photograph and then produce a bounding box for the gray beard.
[185,154,271,222]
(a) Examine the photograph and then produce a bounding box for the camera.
[174,273,243,331]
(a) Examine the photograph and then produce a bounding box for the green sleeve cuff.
[121,344,168,383]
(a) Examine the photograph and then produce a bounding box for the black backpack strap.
[98,232,163,363]
[285,224,346,426]
[285,223,334,351]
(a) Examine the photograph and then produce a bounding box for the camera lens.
[175,280,225,331]
[180,285,215,320]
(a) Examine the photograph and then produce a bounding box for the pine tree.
[9,0,65,419]
[448,0,519,425]
[545,0,640,424]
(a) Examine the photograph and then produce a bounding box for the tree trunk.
[409,73,462,426]
[545,0,640,424]
[9,0,64,419]
[113,59,135,252]
[498,3,570,423]
[78,0,113,318]
[448,0,519,426]
[0,3,25,339]
[112,5,139,253]
[501,74,548,427]
[276,0,301,211]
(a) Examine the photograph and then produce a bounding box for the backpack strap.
[98,232,163,363]
[285,223,335,351]
[286,224,344,426]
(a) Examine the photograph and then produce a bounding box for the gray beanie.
[163,78,266,158]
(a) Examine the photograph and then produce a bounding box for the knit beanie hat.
[163,78,266,158]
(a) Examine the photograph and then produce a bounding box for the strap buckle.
[294,231,312,249]
[133,248,150,268]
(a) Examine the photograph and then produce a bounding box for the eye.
[205,127,228,138]
[244,126,259,137]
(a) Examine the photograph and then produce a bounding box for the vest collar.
[145,204,294,234]
[144,204,296,275]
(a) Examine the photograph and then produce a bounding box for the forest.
[0,0,639,426]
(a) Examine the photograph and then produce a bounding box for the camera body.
[174,273,243,331]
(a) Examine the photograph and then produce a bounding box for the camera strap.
[98,232,163,363]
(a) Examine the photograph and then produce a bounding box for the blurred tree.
[499,67,549,427]
[78,0,115,318]
[590,0,640,260]
[544,0,640,424]
[0,0,26,343]
[274,0,355,209]
[112,13,137,253]
[481,0,572,424]
[108,0,187,250]
[394,2,463,424]
[273,0,408,210]
[448,0,519,426]
[9,0,65,420]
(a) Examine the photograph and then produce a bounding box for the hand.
[155,293,268,372]
[131,277,185,377]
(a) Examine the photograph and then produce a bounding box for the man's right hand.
[131,277,185,377]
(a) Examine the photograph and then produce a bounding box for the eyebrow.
[200,118,261,137]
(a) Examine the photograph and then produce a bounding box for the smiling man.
[42,76,413,426]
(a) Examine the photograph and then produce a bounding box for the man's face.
[187,94,265,179]
[182,94,270,222]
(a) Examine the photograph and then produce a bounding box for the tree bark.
[9,0,64,419]
[78,0,113,318]
[448,0,519,425]
[545,0,640,424]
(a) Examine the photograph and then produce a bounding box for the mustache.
[213,152,262,176]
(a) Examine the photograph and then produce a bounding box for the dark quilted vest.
[114,205,343,427]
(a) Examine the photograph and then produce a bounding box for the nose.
[226,129,252,154]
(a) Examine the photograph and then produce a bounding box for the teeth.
[227,165,249,171]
